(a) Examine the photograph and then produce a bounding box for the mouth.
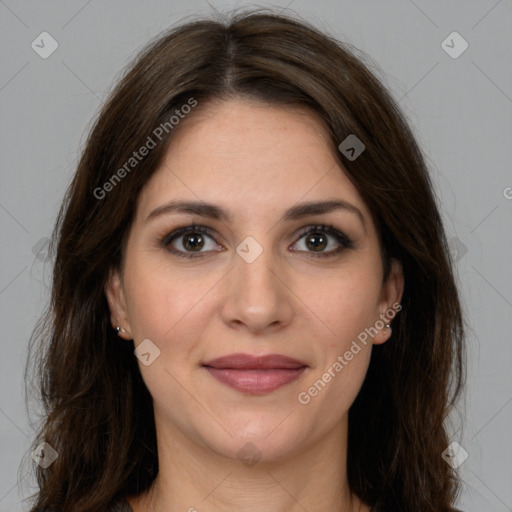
[202,353,308,395]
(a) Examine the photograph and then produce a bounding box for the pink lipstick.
[202,353,308,395]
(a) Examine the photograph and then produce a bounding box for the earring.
[114,326,126,335]
[385,324,391,330]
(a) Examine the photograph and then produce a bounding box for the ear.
[373,258,404,345]
[104,268,133,340]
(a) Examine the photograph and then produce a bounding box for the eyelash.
[159,224,354,259]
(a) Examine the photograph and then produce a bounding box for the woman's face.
[106,98,403,463]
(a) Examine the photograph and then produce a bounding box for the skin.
[105,98,404,512]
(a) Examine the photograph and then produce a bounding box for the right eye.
[160,225,223,258]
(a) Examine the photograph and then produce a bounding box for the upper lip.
[202,353,307,370]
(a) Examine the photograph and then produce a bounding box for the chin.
[196,416,313,465]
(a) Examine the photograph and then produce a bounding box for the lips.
[202,353,308,394]
[203,353,307,370]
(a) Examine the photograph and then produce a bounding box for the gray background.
[1,1,511,510]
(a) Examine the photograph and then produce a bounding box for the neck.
[128,411,369,512]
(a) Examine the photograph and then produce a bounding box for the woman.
[24,8,466,512]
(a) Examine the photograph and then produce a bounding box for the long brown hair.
[23,8,466,512]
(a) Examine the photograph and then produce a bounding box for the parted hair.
[24,8,465,512]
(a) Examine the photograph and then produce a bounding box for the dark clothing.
[106,501,132,511]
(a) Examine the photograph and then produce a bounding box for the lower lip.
[203,367,307,394]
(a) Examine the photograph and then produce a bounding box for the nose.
[220,241,294,335]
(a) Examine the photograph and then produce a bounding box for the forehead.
[136,99,372,225]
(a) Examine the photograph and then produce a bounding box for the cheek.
[297,335,372,433]
[123,252,221,346]
[298,263,383,344]
[291,264,380,410]
[122,256,209,399]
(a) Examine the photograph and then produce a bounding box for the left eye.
[292,224,354,257]
[160,224,354,259]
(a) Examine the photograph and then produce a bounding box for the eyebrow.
[146,198,366,231]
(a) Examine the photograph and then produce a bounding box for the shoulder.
[38,500,132,512]
[371,506,464,512]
